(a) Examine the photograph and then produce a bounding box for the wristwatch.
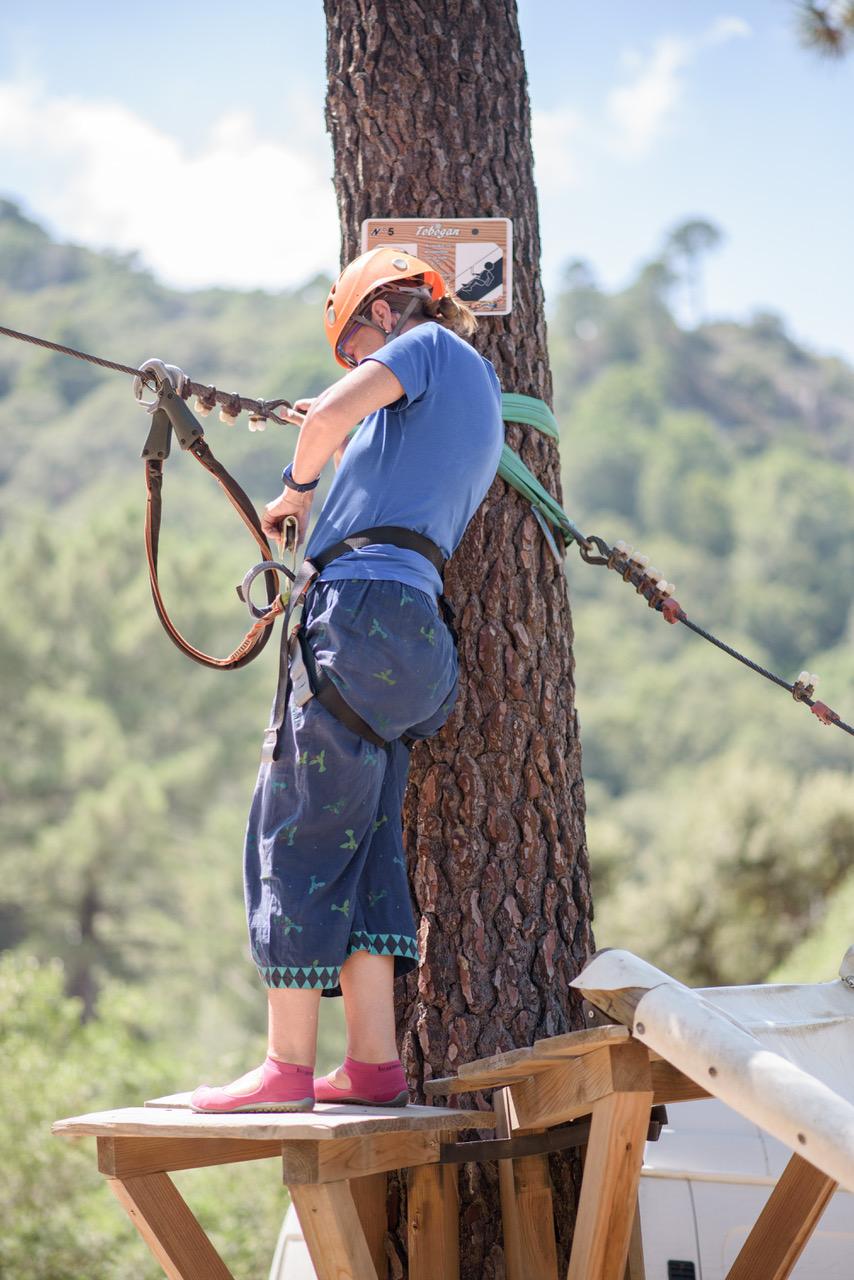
[281,462,320,492]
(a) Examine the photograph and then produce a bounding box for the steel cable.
[0,324,294,424]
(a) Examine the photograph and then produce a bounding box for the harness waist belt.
[310,525,446,576]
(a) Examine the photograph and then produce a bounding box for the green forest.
[1,199,852,1277]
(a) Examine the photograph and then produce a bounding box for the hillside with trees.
[1,200,851,1275]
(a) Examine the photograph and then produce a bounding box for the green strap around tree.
[499,393,586,549]
[501,392,560,439]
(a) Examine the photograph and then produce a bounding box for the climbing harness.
[0,323,850,737]
[249,525,451,763]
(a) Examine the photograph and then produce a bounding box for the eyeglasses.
[336,317,365,368]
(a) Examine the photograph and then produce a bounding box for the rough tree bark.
[324,2,594,1274]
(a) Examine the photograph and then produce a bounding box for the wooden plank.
[98,1134,282,1177]
[624,1198,646,1280]
[108,1172,234,1280]
[494,1088,559,1279]
[290,1180,378,1280]
[281,1130,440,1183]
[650,1060,710,1106]
[495,1089,524,1280]
[725,1152,837,1280]
[350,1172,388,1279]
[457,1026,631,1078]
[567,1088,654,1280]
[512,1152,558,1280]
[426,1052,644,1096]
[426,1068,536,1095]
[52,1102,493,1142]
[531,1026,631,1058]
[408,1133,460,1280]
[511,1043,651,1130]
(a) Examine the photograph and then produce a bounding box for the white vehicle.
[270,1096,854,1279]
[640,1097,854,1279]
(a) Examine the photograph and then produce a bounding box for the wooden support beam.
[107,1172,235,1280]
[623,1198,646,1280]
[725,1152,837,1280]
[567,1087,654,1280]
[511,1042,652,1130]
[408,1132,460,1280]
[290,1180,378,1280]
[650,1060,709,1106]
[281,1129,440,1184]
[512,1152,559,1280]
[98,1134,282,1177]
[350,1172,388,1279]
[495,1089,524,1279]
[494,1089,558,1280]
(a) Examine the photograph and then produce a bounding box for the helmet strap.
[356,290,428,345]
[385,294,424,341]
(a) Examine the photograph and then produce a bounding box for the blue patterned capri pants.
[244,577,458,997]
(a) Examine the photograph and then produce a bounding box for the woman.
[191,246,504,1112]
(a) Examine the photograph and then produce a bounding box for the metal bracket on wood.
[438,1105,667,1164]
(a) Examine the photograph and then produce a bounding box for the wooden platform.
[54,1000,839,1279]
[53,1093,494,1279]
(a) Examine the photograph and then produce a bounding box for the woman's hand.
[278,397,316,428]
[262,487,314,549]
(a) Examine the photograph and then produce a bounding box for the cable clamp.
[810,700,840,726]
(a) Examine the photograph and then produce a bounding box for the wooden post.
[725,1152,837,1280]
[624,1197,646,1280]
[107,1173,235,1280]
[512,1152,560,1280]
[290,1180,379,1280]
[495,1087,558,1280]
[566,1087,654,1280]
[408,1130,460,1280]
[350,1172,389,1279]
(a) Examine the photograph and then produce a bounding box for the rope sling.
[0,323,850,736]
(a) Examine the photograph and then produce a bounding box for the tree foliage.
[797,1,854,57]
[0,203,852,1266]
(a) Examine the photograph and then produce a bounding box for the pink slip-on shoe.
[190,1056,315,1113]
[314,1055,409,1106]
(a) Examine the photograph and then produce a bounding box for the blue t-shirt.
[303,323,504,597]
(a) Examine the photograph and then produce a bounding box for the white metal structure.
[640,1098,854,1279]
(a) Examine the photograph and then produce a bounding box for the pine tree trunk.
[324,3,594,1273]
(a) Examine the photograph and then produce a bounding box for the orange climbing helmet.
[325,246,448,368]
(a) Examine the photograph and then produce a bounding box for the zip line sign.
[361,217,513,314]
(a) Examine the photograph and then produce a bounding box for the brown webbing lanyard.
[141,378,287,670]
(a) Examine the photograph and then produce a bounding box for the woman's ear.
[371,297,394,333]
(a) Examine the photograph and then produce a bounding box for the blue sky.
[1,1,852,360]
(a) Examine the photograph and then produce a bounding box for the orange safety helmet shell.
[325,246,447,368]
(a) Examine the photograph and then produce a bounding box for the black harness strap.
[261,528,450,762]
[310,525,445,575]
[298,630,387,747]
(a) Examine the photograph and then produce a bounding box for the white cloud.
[608,36,689,158]
[532,105,583,193]
[0,78,339,290]
[608,16,751,158]
[703,16,752,46]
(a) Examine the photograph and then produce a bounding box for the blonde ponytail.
[422,292,478,338]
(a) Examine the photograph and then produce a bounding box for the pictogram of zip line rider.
[190,246,504,1112]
